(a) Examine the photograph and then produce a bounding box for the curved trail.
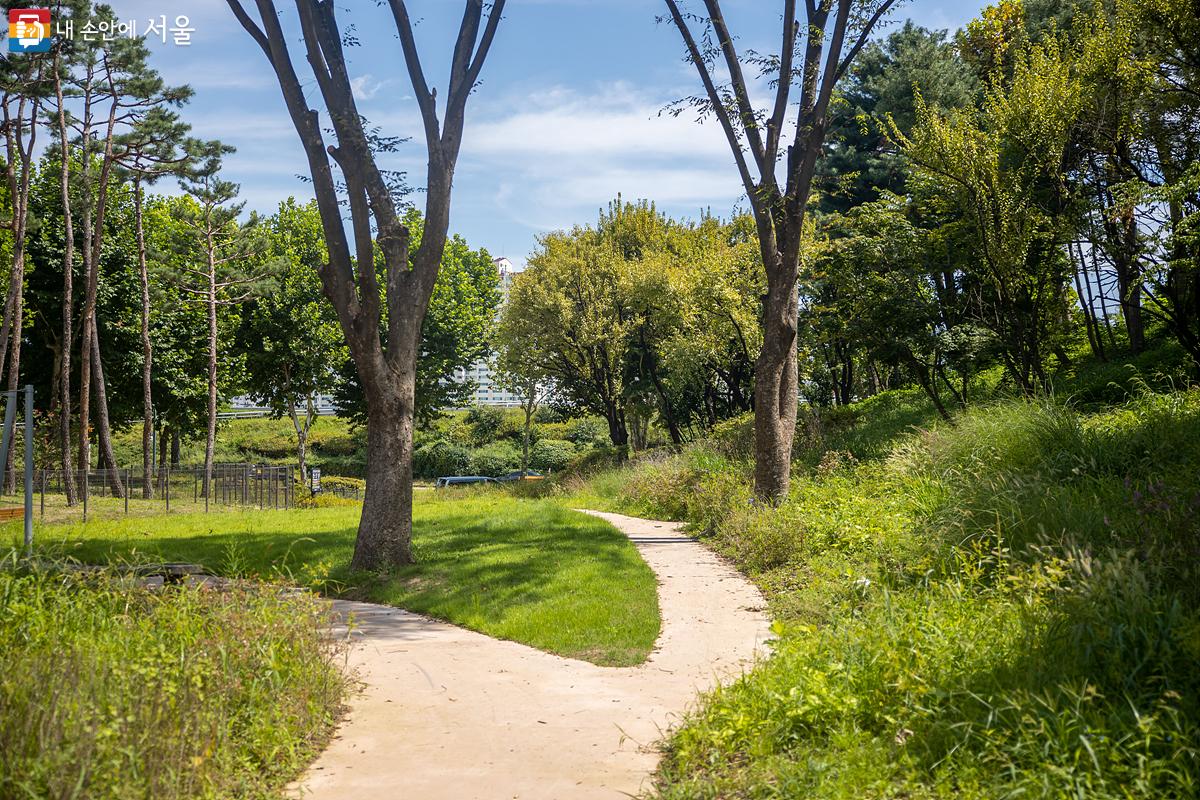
[298,510,772,799]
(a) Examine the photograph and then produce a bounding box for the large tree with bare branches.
[664,0,897,502]
[226,0,505,569]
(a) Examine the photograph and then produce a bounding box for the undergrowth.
[0,561,347,799]
[547,386,1200,798]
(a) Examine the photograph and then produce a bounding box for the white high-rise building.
[448,257,521,407]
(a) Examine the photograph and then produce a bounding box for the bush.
[706,413,754,459]
[495,412,532,444]
[530,439,575,472]
[320,475,365,492]
[563,446,628,478]
[413,439,472,478]
[565,418,606,447]
[465,405,504,446]
[469,442,521,477]
[0,566,345,799]
[534,405,566,424]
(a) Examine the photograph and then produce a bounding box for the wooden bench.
[0,506,23,522]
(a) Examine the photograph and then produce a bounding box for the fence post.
[83,468,88,522]
[165,465,171,512]
[124,469,129,514]
[39,468,45,518]
[23,385,32,552]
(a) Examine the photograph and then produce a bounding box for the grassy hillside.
[535,342,1200,798]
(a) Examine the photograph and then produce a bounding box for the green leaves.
[497,199,762,444]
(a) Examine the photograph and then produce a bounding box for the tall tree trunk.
[2,263,26,495]
[90,323,125,497]
[521,393,533,475]
[354,369,415,570]
[0,213,25,496]
[289,394,314,486]
[53,55,78,505]
[605,404,629,448]
[136,181,154,498]
[171,429,180,467]
[78,172,94,474]
[204,249,218,501]
[753,264,799,502]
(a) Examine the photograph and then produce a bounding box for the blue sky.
[106,0,987,267]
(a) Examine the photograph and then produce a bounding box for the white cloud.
[454,81,749,234]
[350,74,393,102]
[468,81,731,160]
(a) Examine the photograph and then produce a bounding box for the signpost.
[310,467,321,495]
[0,386,35,553]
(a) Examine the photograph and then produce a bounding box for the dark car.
[434,475,496,488]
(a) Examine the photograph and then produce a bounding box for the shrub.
[565,418,607,447]
[534,405,566,424]
[563,446,628,478]
[530,439,575,472]
[0,566,345,799]
[413,439,472,478]
[320,475,365,492]
[495,412,532,444]
[469,442,521,477]
[465,405,504,446]
[706,413,754,459]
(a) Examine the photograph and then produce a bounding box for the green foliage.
[239,198,345,425]
[468,441,521,477]
[529,439,575,472]
[497,199,761,447]
[819,21,977,212]
[413,439,472,478]
[898,23,1088,393]
[559,380,1200,797]
[333,209,501,424]
[465,405,505,446]
[0,565,345,799]
[564,417,606,447]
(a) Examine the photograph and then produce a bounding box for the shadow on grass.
[37,496,659,665]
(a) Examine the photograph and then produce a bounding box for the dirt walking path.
[298,510,772,800]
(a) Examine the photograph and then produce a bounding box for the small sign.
[310,468,321,494]
[9,9,52,53]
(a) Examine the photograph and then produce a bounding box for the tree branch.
[702,0,767,173]
[663,0,759,202]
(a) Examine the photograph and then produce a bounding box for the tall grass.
[557,388,1200,798]
[0,562,346,799]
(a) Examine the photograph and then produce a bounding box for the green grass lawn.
[19,492,660,667]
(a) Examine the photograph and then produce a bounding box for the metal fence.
[20,463,297,520]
